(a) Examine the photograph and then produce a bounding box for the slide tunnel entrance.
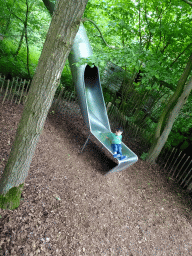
[84,65,110,132]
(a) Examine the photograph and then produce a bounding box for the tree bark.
[146,53,192,163]
[0,0,88,207]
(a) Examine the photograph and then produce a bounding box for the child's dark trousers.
[111,144,122,155]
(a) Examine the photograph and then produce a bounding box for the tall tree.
[146,54,192,163]
[0,0,88,210]
[144,0,192,162]
[14,0,34,78]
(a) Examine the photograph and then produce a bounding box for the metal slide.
[68,24,138,174]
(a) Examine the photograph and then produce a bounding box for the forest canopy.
[0,0,192,157]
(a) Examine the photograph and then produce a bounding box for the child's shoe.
[113,154,118,158]
[119,155,127,161]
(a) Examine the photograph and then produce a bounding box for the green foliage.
[180,140,189,150]
[0,0,50,78]
[28,45,41,74]
[60,65,73,92]
[0,42,26,78]
[103,86,113,103]
[0,0,192,154]
[0,39,41,79]
[140,152,149,161]
[0,183,24,210]
[166,97,192,148]
[73,56,100,68]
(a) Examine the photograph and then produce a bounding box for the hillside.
[0,99,192,255]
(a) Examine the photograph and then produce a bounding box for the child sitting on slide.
[106,127,127,161]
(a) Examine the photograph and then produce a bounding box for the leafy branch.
[73,56,99,68]
[181,0,192,7]
[82,18,116,49]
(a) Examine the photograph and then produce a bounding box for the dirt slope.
[0,99,192,256]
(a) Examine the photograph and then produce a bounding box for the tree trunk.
[14,0,33,77]
[14,27,25,57]
[146,54,192,163]
[0,0,88,209]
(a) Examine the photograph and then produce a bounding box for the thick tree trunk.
[0,0,88,209]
